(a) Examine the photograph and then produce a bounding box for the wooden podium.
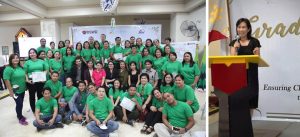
[209,55,269,137]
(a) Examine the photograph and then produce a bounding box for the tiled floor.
[0,89,205,137]
[209,112,300,137]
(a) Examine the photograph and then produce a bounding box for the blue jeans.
[59,98,73,121]
[87,120,119,137]
[33,114,62,129]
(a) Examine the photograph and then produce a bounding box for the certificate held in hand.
[120,97,135,111]
[114,53,123,60]
[32,72,47,83]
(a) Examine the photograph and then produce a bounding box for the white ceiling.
[0,0,204,22]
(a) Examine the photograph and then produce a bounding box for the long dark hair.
[141,47,150,57]
[129,61,139,72]
[28,48,38,60]
[76,42,82,50]
[145,39,153,48]
[58,41,65,49]
[112,79,121,93]
[83,41,90,49]
[8,53,21,68]
[162,73,174,86]
[236,18,252,39]
[154,48,163,58]
[94,40,101,50]
[66,47,73,56]
[182,52,195,67]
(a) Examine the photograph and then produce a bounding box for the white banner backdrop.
[229,0,300,120]
[70,25,161,46]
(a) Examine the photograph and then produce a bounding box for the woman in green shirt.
[181,52,200,88]
[3,54,28,125]
[109,80,124,118]
[163,45,172,58]
[123,40,132,58]
[141,88,164,134]
[150,39,163,56]
[160,73,174,94]
[173,74,200,113]
[63,47,76,78]
[75,42,83,57]
[153,48,167,87]
[162,52,182,78]
[49,51,64,84]
[81,41,93,67]
[24,48,47,113]
[137,73,153,113]
[141,47,154,69]
[92,41,102,63]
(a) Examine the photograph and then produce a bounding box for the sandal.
[140,125,148,133]
[145,126,154,134]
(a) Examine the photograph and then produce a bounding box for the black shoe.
[126,120,134,126]
[36,128,42,132]
[55,123,64,128]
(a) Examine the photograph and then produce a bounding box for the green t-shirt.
[63,55,76,73]
[62,86,78,102]
[78,91,88,106]
[89,97,114,120]
[153,57,167,79]
[141,55,155,69]
[162,60,182,76]
[60,47,66,57]
[162,46,175,53]
[37,46,50,54]
[111,45,124,54]
[87,93,97,105]
[138,45,145,53]
[109,88,124,100]
[81,49,93,61]
[123,48,132,56]
[152,97,164,108]
[137,83,153,101]
[93,49,102,61]
[125,53,142,69]
[101,48,111,60]
[121,92,143,107]
[44,80,62,97]
[160,85,174,94]
[24,59,47,76]
[75,50,81,56]
[180,63,200,85]
[49,59,62,73]
[162,101,193,128]
[89,43,95,49]
[3,66,26,94]
[173,85,199,112]
[36,97,58,116]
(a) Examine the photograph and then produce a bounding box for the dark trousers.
[27,82,45,112]
[13,92,25,120]
[144,111,162,127]
[0,66,6,90]
[114,106,139,121]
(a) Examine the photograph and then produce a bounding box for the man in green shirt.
[33,87,64,132]
[87,87,119,137]
[125,45,142,69]
[37,38,50,54]
[115,85,142,126]
[154,92,195,137]
[44,72,62,99]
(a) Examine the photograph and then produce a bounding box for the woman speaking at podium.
[227,18,262,136]
[229,18,261,114]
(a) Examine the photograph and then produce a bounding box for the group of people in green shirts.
[3,35,201,137]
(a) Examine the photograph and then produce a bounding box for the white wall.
[0,24,40,56]
[170,4,206,45]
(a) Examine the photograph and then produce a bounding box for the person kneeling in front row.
[33,87,64,132]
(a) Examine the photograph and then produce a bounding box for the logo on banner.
[82,30,98,35]
[138,29,145,34]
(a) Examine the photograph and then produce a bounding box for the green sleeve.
[92,49,96,57]
[108,99,114,111]
[184,103,193,118]
[162,62,167,71]
[186,86,195,101]
[194,64,200,75]
[125,55,130,64]
[137,96,143,106]
[44,80,50,88]
[23,61,28,73]
[3,67,12,81]
[36,100,41,110]
[146,84,153,95]
[58,82,63,92]
[88,100,94,110]
[53,98,58,108]
[162,103,168,115]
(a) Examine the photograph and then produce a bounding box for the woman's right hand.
[9,91,14,98]
[233,40,240,49]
